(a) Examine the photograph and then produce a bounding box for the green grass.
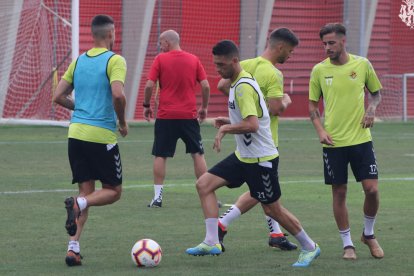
[1,121,413,275]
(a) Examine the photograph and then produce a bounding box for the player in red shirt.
[143,29,210,207]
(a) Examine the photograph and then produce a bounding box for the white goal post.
[403,73,414,122]
[0,0,79,126]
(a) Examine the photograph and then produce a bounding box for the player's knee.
[363,185,378,196]
[107,185,122,202]
[113,188,122,201]
[195,177,208,195]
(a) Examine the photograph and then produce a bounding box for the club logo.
[350,71,357,80]
[399,0,414,29]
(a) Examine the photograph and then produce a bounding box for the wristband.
[143,103,150,108]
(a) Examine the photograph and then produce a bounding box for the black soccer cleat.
[218,224,227,252]
[269,235,298,251]
[147,198,162,208]
[65,197,80,236]
[65,250,83,266]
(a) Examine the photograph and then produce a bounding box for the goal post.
[0,0,74,125]
[403,73,414,122]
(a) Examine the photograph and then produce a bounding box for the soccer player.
[309,23,383,260]
[186,40,320,268]
[216,28,298,251]
[143,29,210,208]
[53,14,128,266]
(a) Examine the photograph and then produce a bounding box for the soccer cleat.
[218,223,227,252]
[65,250,82,266]
[343,245,357,260]
[361,233,384,259]
[292,243,320,267]
[186,242,222,256]
[65,197,80,236]
[269,235,298,251]
[147,198,162,208]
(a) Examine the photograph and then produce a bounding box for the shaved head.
[160,30,180,45]
[159,29,181,52]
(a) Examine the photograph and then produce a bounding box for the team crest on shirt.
[399,0,414,29]
[349,71,357,80]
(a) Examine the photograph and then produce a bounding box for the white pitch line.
[1,177,413,196]
[1,134,414,145]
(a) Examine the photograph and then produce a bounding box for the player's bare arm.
[362,91,381,128]
[217,78,231,96]
[213,115,259,153]
[143,80,155,121]
[214,117,231,129]
[111,80,128,137]
[267,94,292,116]
[198,79,210,123]
[309,100,334,146]
[53,79,74,110]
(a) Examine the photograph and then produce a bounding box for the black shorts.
[68,138,122,186]
[322,141,378,185]
[208,153,281,204]
[152,119,204,157]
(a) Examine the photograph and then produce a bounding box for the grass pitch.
[1,121,413,275]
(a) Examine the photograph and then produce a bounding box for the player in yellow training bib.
[309,23,383,260]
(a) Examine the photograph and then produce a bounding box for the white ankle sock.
[204,218,219,246]
[363,215,376,236]
[154,184,163,200]
[339,228,354,248]
[218,205,241,228]
[68,240,80,253]
[76,197,87,211]
[294,229,316,251]
[265,216,283,236]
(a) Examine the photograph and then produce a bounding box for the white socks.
[294,229,316,251]
[266,216,283,236]
[339,228,354,248]
[154,184,163,200]
[68,240,80,253]
[76,197,87,211]
[218,205,241,228]
[363,215,376,236]
[204,218,219,246]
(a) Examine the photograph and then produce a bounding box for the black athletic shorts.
[152,119,204,157]
[322,141,378,185]
[208,153,281,204]
[68,138,122,186]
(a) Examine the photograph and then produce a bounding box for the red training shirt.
[147,50,207,119]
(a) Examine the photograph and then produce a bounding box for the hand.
[118,121,128,137]
[282,93,292,107]
[213,127,226,153]
[361,107,375,128]
[198,107,207,123]
[143,107,153,122]
[318,130,334,146]
[214,117,230,129]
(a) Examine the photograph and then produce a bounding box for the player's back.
[154,50,207,119]
[240,57,283,98]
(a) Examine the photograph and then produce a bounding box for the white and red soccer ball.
[131,239,162,267]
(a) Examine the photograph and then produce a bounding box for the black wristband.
[143,103,150,108]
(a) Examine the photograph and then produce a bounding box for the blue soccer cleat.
[292,243,320,267]
[186,242,222,256]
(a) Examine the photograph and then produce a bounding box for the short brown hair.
[319,23,346,40]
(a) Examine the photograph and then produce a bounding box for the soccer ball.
[131,239,162,267]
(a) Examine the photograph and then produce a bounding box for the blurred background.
[0,0,413,123]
